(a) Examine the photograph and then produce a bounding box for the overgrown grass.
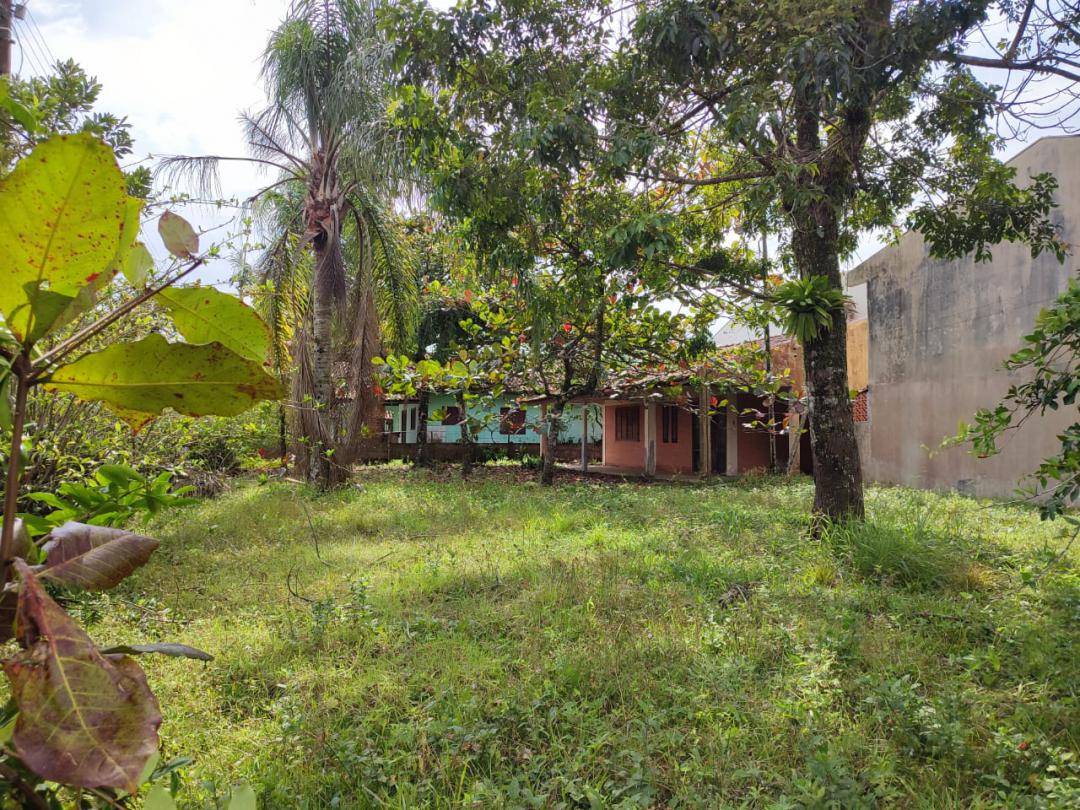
[77,467,1080,808]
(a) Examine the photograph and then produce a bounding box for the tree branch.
[937,51,1080,83]
[628,168,769,187]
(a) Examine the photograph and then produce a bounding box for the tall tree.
[162,0,417,486]
[0,59,151,195]
[393,0,1078,519]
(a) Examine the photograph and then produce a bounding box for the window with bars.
[441,406,463,425]
[661,406,679,443]
[614,406,641,442]
[499,407,527,435]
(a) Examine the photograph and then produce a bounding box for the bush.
[6,394,282,505]
[521,453,542,470]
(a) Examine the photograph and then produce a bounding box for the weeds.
[70,468,1080,808]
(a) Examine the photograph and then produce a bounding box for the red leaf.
[40,522,159,591]
[157,211,199,259]
[4,561,160,791]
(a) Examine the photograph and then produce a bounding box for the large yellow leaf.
[0,133,128,343]
[158,286,271,362]
[45,333,285,429]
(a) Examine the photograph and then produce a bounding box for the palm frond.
[251,189,312,376]
[348,190,418,356]
[240,109,309,175]
[155,154,224,199]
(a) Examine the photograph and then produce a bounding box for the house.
[383,393,601,458]
[528,364,809,478]
[845,134,1080,497]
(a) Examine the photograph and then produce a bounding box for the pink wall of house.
[603,403,644,468]
[656,406,694,474]
[601,402,695,474]
[734,392,790,473]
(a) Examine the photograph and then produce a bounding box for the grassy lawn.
[82,466,1079,808]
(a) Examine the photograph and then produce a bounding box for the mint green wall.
[385,394,602,445]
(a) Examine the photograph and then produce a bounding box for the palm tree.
[160,0,417,487]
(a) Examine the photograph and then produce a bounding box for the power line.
[25,8,54,67]
[14,28,46,77]
[13,23,47,77]
[14,10,52,76]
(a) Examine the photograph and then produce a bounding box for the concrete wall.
[655,405,695,474]
[603,403,644,468]
[850,135,1080,497]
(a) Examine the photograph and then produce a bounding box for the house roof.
[520,353,794,406]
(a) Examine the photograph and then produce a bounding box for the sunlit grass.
[80,467,1080,808]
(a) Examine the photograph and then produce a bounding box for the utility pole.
[0,2,12,77]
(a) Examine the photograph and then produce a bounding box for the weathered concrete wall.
[770,318,868,396]
[851,135,1080,497]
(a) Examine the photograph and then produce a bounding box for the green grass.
[80,466,1080,808]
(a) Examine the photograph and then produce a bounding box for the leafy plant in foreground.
[19,463,196,537]
[0,134,283,806]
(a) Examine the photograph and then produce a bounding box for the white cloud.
[22,1,292,284]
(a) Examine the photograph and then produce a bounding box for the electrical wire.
[25,8,55,69]
[14,28,46,78]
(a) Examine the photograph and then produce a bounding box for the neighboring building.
[529,367,807,478]
[384,393,600,448]
[847,134,1080,497]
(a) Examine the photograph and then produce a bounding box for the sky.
[14,1,1071,298]
[18,1,298,284]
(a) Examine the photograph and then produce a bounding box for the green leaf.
[0,712,16,746]
[39,522,160,591]
[227,784,257,810]
[144,786,178,810]
[124,242,154,288]
[45,333,285,430]
[4,560,161,792]
[158,211,199,259]
[158,286,271,362]
[9,517,31,561]
[19,283,78,345]
[99,643,213,662]
[95,464,145,486]
[0,134,128,343]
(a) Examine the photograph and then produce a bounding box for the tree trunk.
[791,201,864,522]
[415,389,430,467]
[278,403,287,461]
[310,246,334,487]
[458,392,474,478]
[541,399,565,486]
